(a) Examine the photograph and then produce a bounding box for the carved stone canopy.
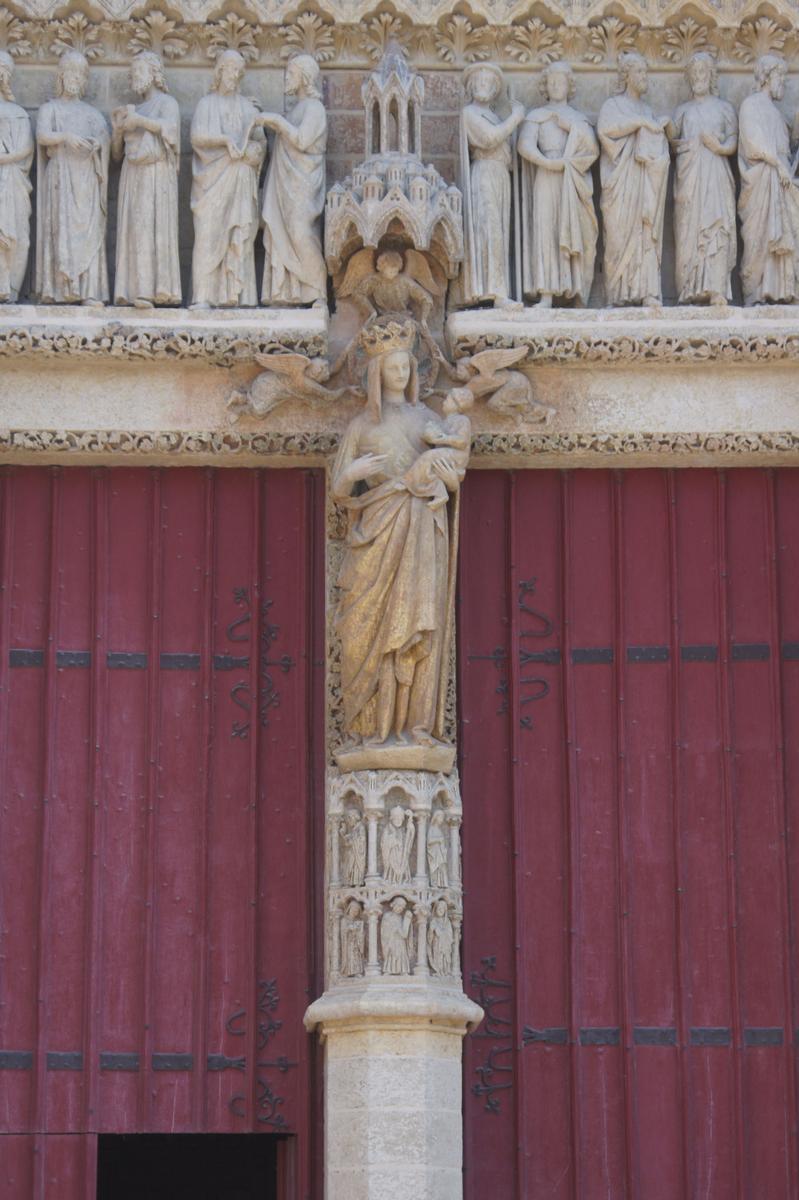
[325,44,463,280]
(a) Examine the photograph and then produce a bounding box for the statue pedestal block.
[306,983,482,1200]
[335,741,456,774]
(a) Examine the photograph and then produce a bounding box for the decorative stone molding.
[0,306,327,364]
[448,306,799,366]
[3,6,799,69]
[4,429,799,467]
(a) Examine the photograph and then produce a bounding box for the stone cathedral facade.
[2,1,799,1198]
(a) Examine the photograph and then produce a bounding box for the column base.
[305,982,483,1200]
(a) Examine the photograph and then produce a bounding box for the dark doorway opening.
[97,1133,279,1200]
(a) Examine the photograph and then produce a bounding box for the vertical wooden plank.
[459,471,517,1200]
[193,468,215,1133]
[1,469,50,1132]
[618,470,682,1199]
[40,471,94,1136]
[673,469,737,1198]
[510,469,572,1199]
[148,468,206,1132]
[96,469,152,1132]
[205,468,259,1131]
[33,471,59,1168]
[257,469,315,1165]
[83,470,110,1138]
[726,469,792,1198]
[568,470,628,1200]
[39,1133,93,1199]
[775,468,799,1199]
[1,1135,34,1197]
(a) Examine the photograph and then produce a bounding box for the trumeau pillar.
[306,48,482,1199]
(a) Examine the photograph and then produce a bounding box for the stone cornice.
[447,305,799,367]
[0,305,327,364]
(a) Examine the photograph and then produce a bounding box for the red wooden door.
[459,468,799,1200]
[0,466,324,1199]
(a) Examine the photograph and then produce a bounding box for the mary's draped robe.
[738,90,799,305]
[115,92,181,306]
[190,92,264,307]
[0,99,32,302]
[261,96,327,305]
[598,93,669,305]
[672,96,737,303]
[35,98,109,304]
[331,399,451,742]
[519,105,598,304]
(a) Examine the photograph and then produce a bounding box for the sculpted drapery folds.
[518,60,598,308]
[738,54,799,306]
[598,52,669,307]
[35,50,109,305]
[190,49,265,309]
[331,320,463,772]
[112,51,181,308]
[258,54,328,308]
[459,62,524,308]
[0,52,32,304]
[668,52,737,306]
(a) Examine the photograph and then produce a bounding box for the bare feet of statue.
[536,293,553,309]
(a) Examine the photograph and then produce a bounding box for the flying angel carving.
[227,353,347,422]
[446,346,554,421]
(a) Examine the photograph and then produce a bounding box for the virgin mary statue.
[331,320,462,772]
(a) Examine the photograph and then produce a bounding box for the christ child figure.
[403,387,473,510]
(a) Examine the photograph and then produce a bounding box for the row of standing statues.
[463,51,799,309]
[0,47,327,309]
[2,46,799,309]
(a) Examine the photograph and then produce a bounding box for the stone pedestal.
[305,983,482,1200]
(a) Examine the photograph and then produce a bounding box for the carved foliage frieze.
[2,6,799,70]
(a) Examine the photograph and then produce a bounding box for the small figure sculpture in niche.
[331,319,461,773]
[336,248,442,328]
[35,50,110,306]
[340,899,365,977]
[404,387,472,511]
[190,49,265,309]
[380,805,415,885]
[426,809,449,888]
[227,352,348,422]
[667,52,737,307]
[381,896,413,975]
[598,52,669,307]
[517,60,598,308]
[738,53,799,306]
[257,54,328,308]
[112,51,181,308]
[0,51,33,304]
[339,808,366,887]
[427,899,455,976]
[459,61,524,309]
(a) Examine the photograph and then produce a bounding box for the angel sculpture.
[442,346,554,421]
[227,352,347,422]
[336,248,444,327]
